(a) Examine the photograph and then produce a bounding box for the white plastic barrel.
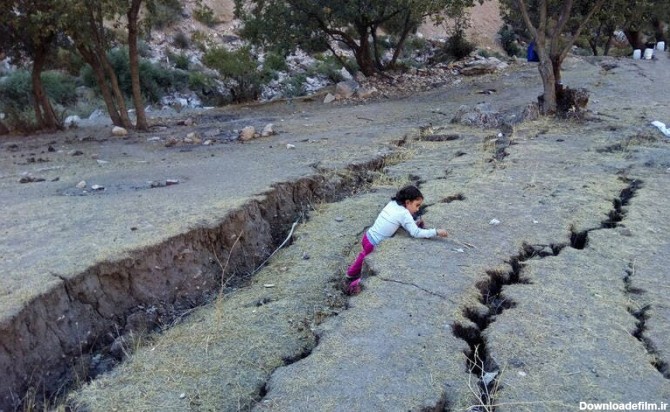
[633,49,641,59]
[643,48,654,59]
[657,41,666,51]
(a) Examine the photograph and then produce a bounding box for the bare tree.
[516,0,605,114]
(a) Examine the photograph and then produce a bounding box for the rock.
[88,109,105,120]
[147,136,161,142]
[70,150,84,156]
[112,126,128,137]
[286,144,296,149]
[166,179,179,186]
[261,124,275,137]
[356,86,377,99]
[177,118,194,126]
[323,93,336,104]
[203,139,213,146]
[354,71,367,83]
[185,132,201,144]
[19,175,45,184]
[335,216,344,222]
[76,181,87,189]
[96,159,109,165]
[91,184,104,191]
[335,80,359,99]
[339,67,353,81]
[165,137,179,147]
[460,60,498,76]
[452,103,502,128]
[64,115,80,127]
[239,126,256,141]
[302,252,310,260]
[489,218,501,225]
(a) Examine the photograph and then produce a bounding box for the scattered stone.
[64,115,80,127]
[179,393,186,400]
[339,67,353,81]
[302,252,310,260]
[354,71,367,83]
[96,160,109,165]
[286,144,296,149]
[263,284,276,288]
[19,175,45,184]
[356,86,378,99]
[489,218,501,225]
[203,139,213,146]
[335,80,359,99]
[76,181,87,189]
[51,177,60,182]
[91,185,104,191]
[239,126,256,141]
[149,180,164,188]
[71,150,84,156]
[459,60,498,76]
[177,118,194,126]
[165,137,179,147]
[185,132,202,144]
[261,124,275,137]
[147,137,161,142]
[112,126,128,137]
[48,145,56,152]
[323,93,336,104]
[166,179,179,186]
[335,216,344,222]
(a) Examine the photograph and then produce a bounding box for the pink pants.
[346,234,375,278]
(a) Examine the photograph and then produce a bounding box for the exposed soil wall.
[0,157,383,410]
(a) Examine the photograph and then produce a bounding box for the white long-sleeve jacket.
[366,201,437,246]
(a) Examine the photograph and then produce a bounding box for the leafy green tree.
[501,0,606,114]
[236,0,481,76]
[0,0,66,131]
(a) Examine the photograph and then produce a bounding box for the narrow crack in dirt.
[451,177,646,410]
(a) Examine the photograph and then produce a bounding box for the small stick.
[213,230,244,295]
[250,216,301,275]
[356,116,374,122]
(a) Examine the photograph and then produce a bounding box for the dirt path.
[2,53,670,410]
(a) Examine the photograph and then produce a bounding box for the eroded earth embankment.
[2,52,670,411]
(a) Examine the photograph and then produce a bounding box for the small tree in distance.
[512,0,605,115]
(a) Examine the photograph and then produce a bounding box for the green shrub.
[52,47,86,76]
[264,52,287,72]
[171,52,190,70]
[310,54,345,83]
[173,31,190,49]
[441,30,476,61]
[81,48,189,103]
[203,46,264,103]
[0,70,77,131]
[145,0,183,29]
[282,74,307,98]
[499,25,523,57]
[194,1,218,27]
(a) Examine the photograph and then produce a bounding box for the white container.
[657,41,666,51]
[643,48,654,59]
[633,49,642,59]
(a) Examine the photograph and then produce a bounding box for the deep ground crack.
[451,177,645,410]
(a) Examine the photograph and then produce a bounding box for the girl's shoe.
[343,277,362,295]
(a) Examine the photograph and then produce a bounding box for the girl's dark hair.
[392,185,423,205]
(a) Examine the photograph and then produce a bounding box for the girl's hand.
[437,229,449,237]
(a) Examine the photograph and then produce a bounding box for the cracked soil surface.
[1,52,669,411]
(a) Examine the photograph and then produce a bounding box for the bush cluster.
[203,46,267,103]
[81,48,189,103]
[0,70,78,130]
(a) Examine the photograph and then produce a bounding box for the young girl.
[344,185,449,295]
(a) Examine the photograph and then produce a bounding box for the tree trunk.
[624,29,645,51]
[588,38,599,56]
[31,50,60,131]
[537,59,557,114]
[355,27,376,76]
[652,18,666,43]
[604,32,614,56]
[128,0,148,131]
[77,45,124,127]
[0,120,9,135]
